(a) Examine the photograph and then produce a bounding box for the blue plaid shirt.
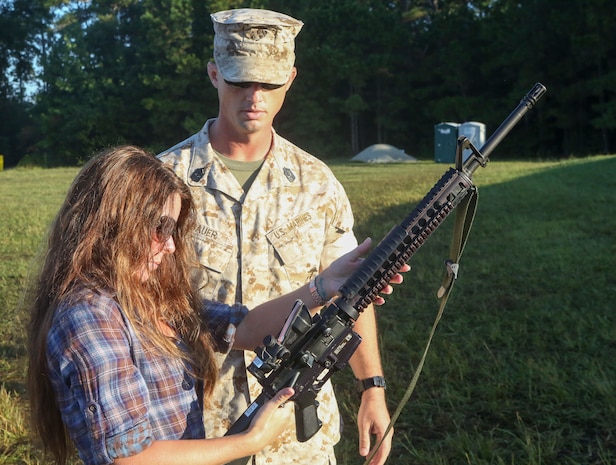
[46,286,248,465]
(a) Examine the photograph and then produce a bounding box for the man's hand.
[357,388,393,465]
[320,238,410,304]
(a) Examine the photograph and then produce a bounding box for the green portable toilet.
[434,122,460,163]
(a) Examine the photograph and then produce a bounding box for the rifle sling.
[362,186,479,465]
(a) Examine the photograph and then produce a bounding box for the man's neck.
[208,118,273,162]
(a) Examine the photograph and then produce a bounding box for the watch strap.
[355,376,386,393]
[309,276,327,306]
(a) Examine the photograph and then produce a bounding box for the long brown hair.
[26,146,218,464]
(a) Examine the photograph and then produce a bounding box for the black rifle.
[226,83,547,442]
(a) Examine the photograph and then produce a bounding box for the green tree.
[274,0,410,157]
[31,0,280,164]
[7,0,616,165]
[0,0,50,166]
[32,0,215,164]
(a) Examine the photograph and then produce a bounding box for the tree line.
[1,0,615,167]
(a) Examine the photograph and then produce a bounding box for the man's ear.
[207,61,219,88]
[285,67,298,91]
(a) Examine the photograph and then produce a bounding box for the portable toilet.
[434,122,460,163]
[459,121,486,161]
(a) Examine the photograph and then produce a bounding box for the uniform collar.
[186,120,299,199]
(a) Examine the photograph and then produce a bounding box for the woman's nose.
[163,235,176,254]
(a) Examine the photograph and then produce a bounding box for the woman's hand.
[243,388,295,450]
[319,238,410,305]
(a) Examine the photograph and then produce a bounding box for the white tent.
[351,144,417,163]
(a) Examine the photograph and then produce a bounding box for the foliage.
[0,0,49,166]
[0,0,615,165]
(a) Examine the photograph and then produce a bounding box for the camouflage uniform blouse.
[159,120,358,465]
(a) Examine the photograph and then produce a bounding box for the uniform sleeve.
[201,299,249,353]
[320,175,358,269]
[46,297,153,464]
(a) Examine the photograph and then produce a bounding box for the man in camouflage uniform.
[159,8,392,465]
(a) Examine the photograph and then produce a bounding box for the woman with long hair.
[27,145,401,465]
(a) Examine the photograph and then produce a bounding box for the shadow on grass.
[336,156,616,465]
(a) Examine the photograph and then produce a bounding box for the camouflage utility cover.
[159,120,358,465]
[211,8,303,85]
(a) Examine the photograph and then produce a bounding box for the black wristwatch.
[355,376,387,394]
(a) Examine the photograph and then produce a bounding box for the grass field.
[1,156,615,464]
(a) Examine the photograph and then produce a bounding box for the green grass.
[1,156,615,464]
[0,167,79,465]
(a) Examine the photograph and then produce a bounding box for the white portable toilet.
[459,121,486,161]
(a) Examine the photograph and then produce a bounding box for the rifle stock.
[225,83,547,441]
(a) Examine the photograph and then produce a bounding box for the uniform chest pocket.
[265,212,323,280]
[193,233,233,300]
[266,228,303,265]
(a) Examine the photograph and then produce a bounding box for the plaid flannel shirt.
[46,285,248,465]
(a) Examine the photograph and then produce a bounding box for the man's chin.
[240,119,267,134]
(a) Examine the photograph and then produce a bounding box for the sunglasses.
[154,216,177,243]
[223,79,284,91]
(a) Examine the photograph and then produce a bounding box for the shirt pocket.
[193,233,234,301]
[266,212,324,286]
